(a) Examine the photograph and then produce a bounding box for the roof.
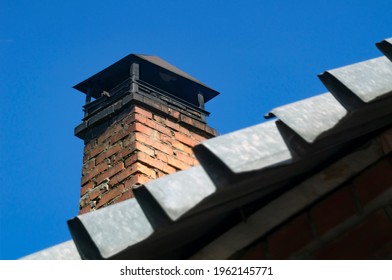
[73,54,220,107]
[23,37,392,260]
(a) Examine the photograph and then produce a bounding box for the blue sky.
[1,0,391,259]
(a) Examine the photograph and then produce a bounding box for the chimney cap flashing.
[73,54,220,107]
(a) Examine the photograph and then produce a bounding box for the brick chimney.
[73,55,219,214]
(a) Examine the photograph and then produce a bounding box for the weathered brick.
[156,151,168,162]
[122,138,155,158]
[80,181,95,196]
[127,162,157,179]
[167,155,192,170]
[95,144,122,164]
[268,213,313,259]
[134,113,171,136]
[124,174,151,189]
[180,114,206,131]
[79,205,92,215]
[172,140,194,155]
[153,114,165,124]
[167,107,180,119]
[205,125,218,136]
[134,142,155,157]
[134,132,156,147]
[159,133,173,145]
[353,157,392,206]
[190,131,207,142]
[82,158,96,176]
[174,131,199,147]
[96,184,125,208]
[135,152,177,174]
[109,169,133,186]
[89,186,104,201]
[81,161,109,185]
[311,185,358,235]
[132,122,154,136]
[97,123,120,145]
[175,151,196,166]
[151,140,173,156]
[115,191,134,203]
[165,119,180,131]
[84,140,96,154]
[313,209,392,259]
[95,162,125,184]
[84,143,106,162]
[110,129,130,144]
[134,105,153,119]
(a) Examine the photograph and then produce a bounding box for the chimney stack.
[73,55,219,214]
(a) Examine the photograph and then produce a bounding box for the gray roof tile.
[268,93,347,143]
[319,56,392,103]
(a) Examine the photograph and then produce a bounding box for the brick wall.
[236,155,392,259]
[79,103,216,214]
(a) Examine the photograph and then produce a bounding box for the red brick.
[122,138,155,158]
[134,132,156,147]
[79,205,92,215]
[84,143,106,162]
[134,113,171,136]
[80,181,95,196]
[96,144,121,164]
[174,131,199,147]
[84,140,96,154]
[151,141,173,155]
[124,174,151,189]
[82,158,96,176]
[353,157,392,206]
[155,123,171,136]
[180,114,206,131]
[95,162,125,184]
[159,133,173,145]
[81,161,109,185]
[153,114,165,124]
[135,152,176,174]
[178,125,191,136]
[165,119,180,131]
[190,132,207,143]
[110,129,130,144]
[172,140,194,155]
[168,108,180,119]
[134,106,153,119]
[175,151,196,166]
[314,209,392,259]
[268,213,313,259]
[96,184,125,208]
[126,162,156,179]
[97,126,114,145]
[134,131,171,155]
[179,114,194,126]
[205,125,217,136]
[109,169,132,186]
[131,122,154,137]
[115,191,134,203]
[167,155,192,170]
[89,186,104,201]
[240,242,267,260]
[156,151,168,162]
[134,142,155,157]
[311,185,358,235]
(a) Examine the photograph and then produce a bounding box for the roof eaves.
[376,38,392,61]
[20,240,81,260]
